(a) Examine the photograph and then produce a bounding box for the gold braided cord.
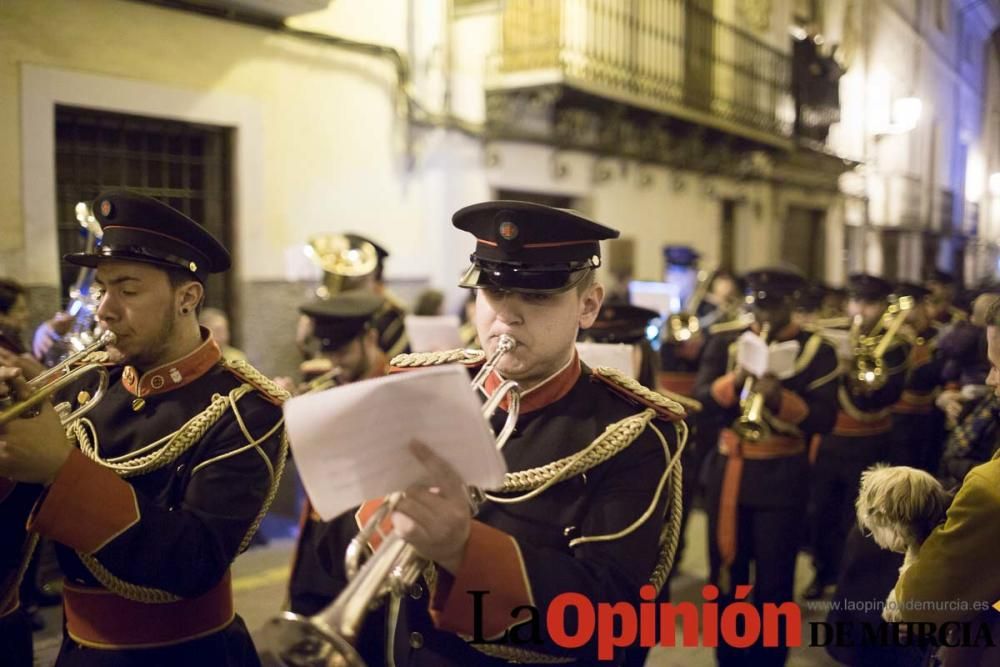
[487,410,656,501]
[79,552,181,603]
[568,419,683,549]
[222,358,292,403]
[237,429,288,555]
[390,348,485,368]
[649,420,687,593]
[73,386,255,477]
[69,373,289,604]
[470,419,686,663]
[591,366,695,415]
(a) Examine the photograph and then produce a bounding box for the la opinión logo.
[467,585,997,661]
[469,583,800,660]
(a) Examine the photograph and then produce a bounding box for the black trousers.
[825,526,927,667]
[810,434,888,584]
[0,608,33,667]
[707,502,803,667]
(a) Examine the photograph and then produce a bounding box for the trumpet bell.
[850,353,886,393]
[732,416,770,443]
[306,235,379,277]
[664,313,700,343]
[258,612,363,667]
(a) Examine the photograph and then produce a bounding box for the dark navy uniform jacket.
[318,352,687,666]
[26,334,287,666]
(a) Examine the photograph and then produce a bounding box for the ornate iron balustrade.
[492,0,794,142]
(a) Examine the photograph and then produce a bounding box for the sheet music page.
[284,364,507,520]
[768,340,802,379]
[404,315,463,352]
[737,331,770,377]
[576,342,637,378]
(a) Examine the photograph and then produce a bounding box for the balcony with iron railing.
[487,0,796,152]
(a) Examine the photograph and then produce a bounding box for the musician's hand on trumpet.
[753,373,783,411]
[0,367,73,484]
[0,346,46,381]
[391,440,472,575]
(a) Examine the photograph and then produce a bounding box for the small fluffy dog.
[855,464,952,622]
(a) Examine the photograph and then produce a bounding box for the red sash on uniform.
[832,410,893,436]
[63,572,234,649]
[716,429,805,567]
[893,390,936,415]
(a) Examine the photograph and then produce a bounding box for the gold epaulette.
[222,358,290,406]
[390,348,485,369]
[590,366,693,420]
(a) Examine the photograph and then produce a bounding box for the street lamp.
[874,96,923,138]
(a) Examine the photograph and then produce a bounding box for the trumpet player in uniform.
[806,274,911,600]
[301,233,410,361]
[889,282,946,472]
[696,268,839,667]
[314,201,689,665]
[0,191,288,666]
[823,283,939,667]
[925,269,967,327]
[286,292,388,617]
[349,234,411,359]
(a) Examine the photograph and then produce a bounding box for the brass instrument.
[663,268,713,344]
[0,330,116,426]
[848,296,913,395]
[731,323,771,442]
[39,203,106,366]
[305,235,380,299]
[258,335,522,667]
[808,315,852,330]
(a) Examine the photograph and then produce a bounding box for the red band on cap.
[476,238,597,249]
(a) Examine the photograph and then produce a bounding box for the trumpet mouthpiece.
[497,334,517,352]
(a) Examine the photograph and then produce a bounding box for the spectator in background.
[413,288,444,316]
[0,278,30,356]
[935,292,1000,426]
[199,307,247,363]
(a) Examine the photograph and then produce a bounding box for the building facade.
[1,0,998,375]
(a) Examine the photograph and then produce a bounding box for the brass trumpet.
[0,330,116,427]
[848,296,913,395]
[258,335,522,667]
[731,323,771,443]
[663,269,713,344]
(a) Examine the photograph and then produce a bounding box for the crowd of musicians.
[1,189,999,666]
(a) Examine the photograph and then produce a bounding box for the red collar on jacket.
[483,351,581,414]
[121,332,222,399]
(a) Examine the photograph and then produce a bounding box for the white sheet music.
[576,342,636,379]
[737,332,801,379]
[283,364,507,521]
[404,315,463,352]
[628,280,678,317]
